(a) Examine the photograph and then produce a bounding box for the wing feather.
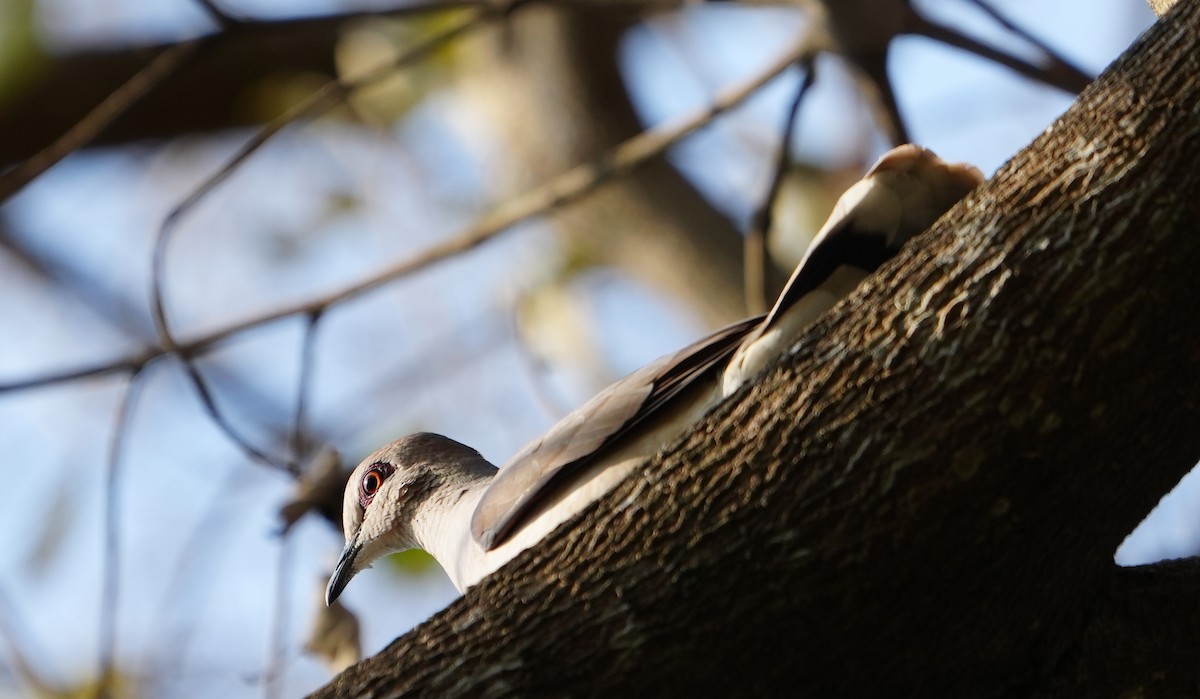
[471,315,763,549]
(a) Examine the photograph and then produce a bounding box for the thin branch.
[510,289,574,422]
[744,59,816,314]
[193,0,674,29]
[0,0,679,174]
[0,39,203,203]
[0,227,152,339]
[962,0,1094,88]
[268,306,335,693]
[151,459,256,680]
[192,0,242,28]
[263,531,295,699]
[909,14,1091,94]
[5,31,813,398]
[150,5,498,351]
[0,585,54,697]
[0,353,152,393]
[147,6,501,469]
[97,370,146,699]
[288,312,323,472]
[178,360,285,469]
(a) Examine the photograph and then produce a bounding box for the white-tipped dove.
[327,144,983,600]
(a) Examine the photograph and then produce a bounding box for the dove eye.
[359,463,395,508]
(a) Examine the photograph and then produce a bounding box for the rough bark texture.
[313,5,1200,697]
[1032,558,1200,698]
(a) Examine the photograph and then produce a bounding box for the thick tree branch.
[313,6,1200,697]
[1030,559,1200,698]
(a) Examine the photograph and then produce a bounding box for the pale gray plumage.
[327,144,983,601]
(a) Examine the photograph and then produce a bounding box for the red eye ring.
[358,463,395,508]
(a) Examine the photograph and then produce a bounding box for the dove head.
[325,433,495,604]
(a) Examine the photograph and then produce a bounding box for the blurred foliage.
[234,70,334,125]
[43,669,139,699]
[334,12,469,126]
[385,549,438,575]
[0,0,48,109]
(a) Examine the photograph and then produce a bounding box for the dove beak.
[326,539,361,606]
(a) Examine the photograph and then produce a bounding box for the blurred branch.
[0,225,153,339]
[510,291,575,422]
[0,585,54,697]
[1,30,809,404]
[148,7,501,470]
[962,0,1094,85]
[97,370,145,699]
[288,312,323,470]
[500,8,788,325]
[263,532,295,699]
[744,60,815,314]
[279,447,346,534]
[0,0,678,164]
[794,0,1092,144]
[150,4,498,347]
[908,14,1090,94]
[269,311,336,692]
[0,225,312,457]
[176,361,285,469]
[152,460,257,678]
[192,0,241,28]
[0,40,203,203]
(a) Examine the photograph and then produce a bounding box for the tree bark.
[312,5,1200,697]
[1031,558,1200,698]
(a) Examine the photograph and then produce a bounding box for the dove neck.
[410,464,495,592]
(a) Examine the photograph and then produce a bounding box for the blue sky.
[0,1,1185,697]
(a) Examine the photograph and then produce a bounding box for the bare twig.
[744,60,816,314]
[153,25,812,341]
[177,361,284,469]
[962,0,1094,88]
[97,370,146,699]
[0,227,152,339]
[150,5,497,351]
[288,312,324,471]
[0,353,152,393]
[263,532,295,699]
[268,305,332,692]
[5,32,811,400]
[194,0,675,28]
[510,289,575,421]
[0,585,54,696]
[910,14,1091,94]
[0,40,203,203]
[147,7,500,469]
[150,460,256,679]
[793,0,1091,143]
[192,0,242,28]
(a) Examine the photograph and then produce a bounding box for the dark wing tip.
[470,316,763,551]
[470,508,500,550]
